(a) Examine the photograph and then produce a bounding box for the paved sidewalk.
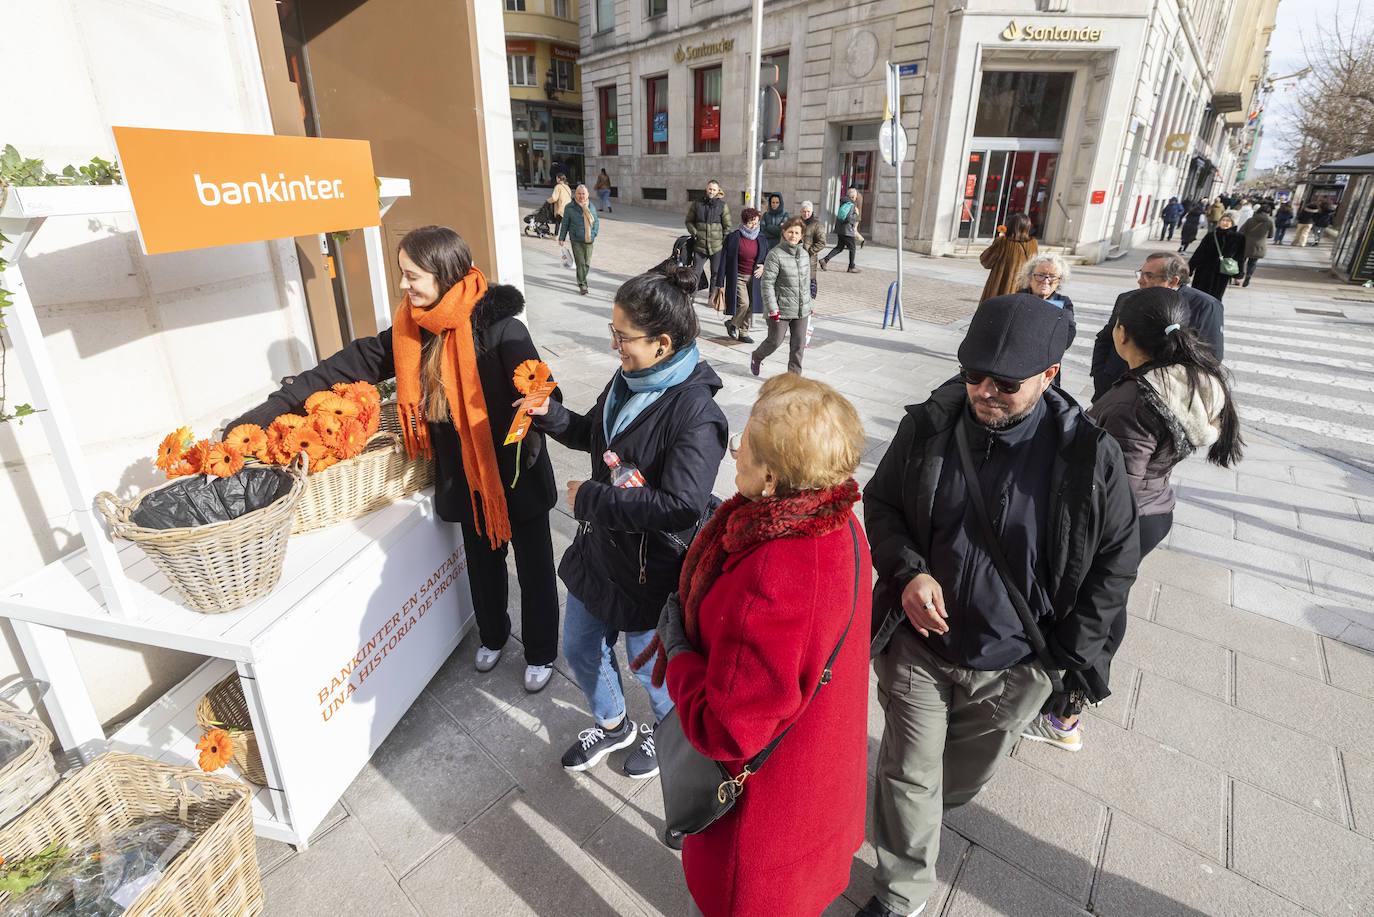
[253,214,1374,916]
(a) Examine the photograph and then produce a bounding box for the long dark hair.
[1115,287,1243,466]
[1006,212,1032,242]
[398,226,477,422]
[615,266,700,351]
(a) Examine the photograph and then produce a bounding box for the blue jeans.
[563,592,673,727]
[597,189,611,210]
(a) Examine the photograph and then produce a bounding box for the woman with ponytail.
[520,265,728,780]
[226,226,562,693]
[1022,284,1243,754]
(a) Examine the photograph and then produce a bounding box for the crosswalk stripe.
[1198,359,1372,393]
[1234,381,1374,418]
[1225,343,1374,373]
[1238,406,1374,446]
[1225,329,1372,357]
[1071,303,1374,342]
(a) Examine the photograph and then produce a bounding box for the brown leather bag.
[709,287,727,313]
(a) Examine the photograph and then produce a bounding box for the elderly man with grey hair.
[1089,250,1225,400]
[799,199,827,300]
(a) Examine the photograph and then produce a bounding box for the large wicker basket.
[95,458,306,614]
[0,752,262,916]
[193,675,266,786]
[289,401,434,535]
[0,679,59,828]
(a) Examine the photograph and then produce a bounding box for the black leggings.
[823,237,856,269]
[460,512,560,665]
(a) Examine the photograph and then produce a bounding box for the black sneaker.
[855,897,923,917]
[738,333,755,344]
[623,722,659,779]
[561,718,637,772]
[724,320,738,340]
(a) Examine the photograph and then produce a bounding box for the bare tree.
[1282,2,1374,170]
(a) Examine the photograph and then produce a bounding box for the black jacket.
[722,228,771,317]
[1091,284,1225,399]
[864,383,1139,685]
[538,360,729,631]
[225,285,558,529]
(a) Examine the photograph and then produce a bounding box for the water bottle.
[603,451,646,488]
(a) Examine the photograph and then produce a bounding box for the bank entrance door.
[958,145,1061,242]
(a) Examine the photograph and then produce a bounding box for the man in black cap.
[856,293,1140,917]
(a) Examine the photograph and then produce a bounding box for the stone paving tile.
[1235,519,1374,579]
[1297,509,1374,549]
[1171,497,1237,537]
[942,848,1089,917]
[1112,616,1230,699]
[1307,559,1374,614]
[1170,526,1310,592]
[1229,571,1354,639]
[425,629,538,732]
[254,801,349,877]
[1232,654,1374,759]
[342,692,515,877]
[1131,674,1346,821]
[1339,621,1374,652]
[1236,472,1363,515]
[262,817,419,916]
[1344,751,1374,842]
[1322,637,1374,700]
[1152,585,1324,677]
[400,790,650,917]
[580,778,695,917]
[944,758,1105,904]
[1090,659,1139,728]
[1015,712,1226,858]
[1231,780,1374,916]
[1092,812,1311,917]
[1292,465,1374,500]
[1136,548,1232,604]
[1126,578,1158,620]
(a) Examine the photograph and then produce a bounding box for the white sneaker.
[524,664,553,693]
[474,644,502,673]
[1020,714,1083,752]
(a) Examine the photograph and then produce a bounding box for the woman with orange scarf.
[225,227,562,693]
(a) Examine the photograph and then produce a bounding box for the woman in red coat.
[646,373,872,916]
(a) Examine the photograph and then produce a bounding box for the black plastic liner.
[130,466,294,530]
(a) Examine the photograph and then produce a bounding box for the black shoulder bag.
[954,422,1097,717]
[655,517,861,850]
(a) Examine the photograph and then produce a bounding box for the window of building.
[693,66,722,153]
[596,0,615,32]
[642,187,668,201]
[646,75,669,154]
[508,55,538,87]
[646,0,668,18]
[554,59,575,92]
[505,0,525,10]
[843,123,880,142]
[554,0,570,17]
[973,71,1073,139]
[552,114,582,135]
[763,51,789,143]
[599,85,619,155]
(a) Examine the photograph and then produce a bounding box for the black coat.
[864,383,1139,693]
[1090,284,1225,399]
[1188,228,1246,300]
[538,360,728,632]
[721,229,771,317]
[226,285,558,529]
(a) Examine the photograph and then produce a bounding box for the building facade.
[505,0,587,185]
[579,0,1277,262]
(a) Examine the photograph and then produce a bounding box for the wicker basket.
[193,675,266,787]
[95,458,306,614]
[0,752,262,916]
[289,401,435,535]
[0,680,59,828]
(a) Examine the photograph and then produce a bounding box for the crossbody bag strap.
[954,421,1065,693]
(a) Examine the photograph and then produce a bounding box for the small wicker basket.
[289,401,434,535]
[193,675,266,786]
[95,457,306,614]
[0,752,262,916]
[0,680,59,828]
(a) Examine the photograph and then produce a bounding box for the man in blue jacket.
[1160,197,1184,241]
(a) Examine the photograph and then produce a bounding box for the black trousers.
[823,236,856,269]
[460,513,559,665]
[1244,256,1261,280]
[1162,221,1177,240]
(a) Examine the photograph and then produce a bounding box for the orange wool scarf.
[391,266,512,548]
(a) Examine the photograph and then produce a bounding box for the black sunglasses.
[959,368,1024,394]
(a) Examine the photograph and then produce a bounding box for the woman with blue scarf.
[524,265,728,780]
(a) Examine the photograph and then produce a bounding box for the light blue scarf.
[739,224,761,240]
[603,343,700,443]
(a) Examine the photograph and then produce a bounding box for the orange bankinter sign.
[112,126,378,255]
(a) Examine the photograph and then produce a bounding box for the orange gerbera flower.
[512,359,552,395]
[357,403,380,437]
[182,439,212,475]
[310,453,339,474]
[333,417,368,460]
[311,411,345,441]
[303,390,335,415]
[165,459,198,478]
[311,394,359,420]
[203,442,245,478]
[286,425,328,463]
[333,381,380,412]
[196,728,234,772]
[155,426,194,474]
[271,413,308,431]
[225,424,268,461]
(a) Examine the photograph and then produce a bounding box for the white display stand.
[0,179,473,849]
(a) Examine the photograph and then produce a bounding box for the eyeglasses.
[960,368,1024,394]
[608,323,653,347]
[1135,269,1166,281]
[728,431,743,459]
[1031,273,1061,283]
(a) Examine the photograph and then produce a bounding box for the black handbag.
[953,422,1105,717]
[655,517,861,849]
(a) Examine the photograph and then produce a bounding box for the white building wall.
[0,0,315,727]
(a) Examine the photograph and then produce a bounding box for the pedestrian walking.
[1091,251,1224,399]
[1238,205,1276,288]
[1188,212,1244,301]
[636,374,870,917]
[594,168,613,213]
[558,183,600,296]
[1178,202,1204,252]
[1160,197,1184,241]
[1293,199,1320,247]
[858,293,1139,917]
[820,188,862,273]
[799,200,826,299]
[686,180,734,307]
[1015,252,1076,387]
[977,212,1038,303]
[1273,201,1295,244]
[720,207,770,345]
[227,226,562,693]
[547,173,572,231]
[1206,197,1225,231]
[760,193,789,246]
[751,218,813,377]
[1235,199,1255,231]
[524,266,728,779]
[1313,200,1337,245]
[1022,286,1243,753]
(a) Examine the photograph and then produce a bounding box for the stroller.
[523,201,559,238]
[651,235,709,291]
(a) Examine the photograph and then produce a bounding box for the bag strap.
[720,516,861,798]
[953,421,1065,694]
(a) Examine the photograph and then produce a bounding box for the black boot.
[855,897,907,917]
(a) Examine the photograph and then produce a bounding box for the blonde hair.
[1016,251,1071,291]
[423,334,449,422]
[748,375,865,494]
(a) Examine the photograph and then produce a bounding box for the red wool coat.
[665,499,872,917]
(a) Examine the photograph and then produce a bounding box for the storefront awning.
[1311,151,1374,174]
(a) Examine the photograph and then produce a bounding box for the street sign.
[1164,132,1190,152]
[879,119,908,166]
[1090,189,1106,204]
[898,62,919,77]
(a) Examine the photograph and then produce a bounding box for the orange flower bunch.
[156,428,246,480]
